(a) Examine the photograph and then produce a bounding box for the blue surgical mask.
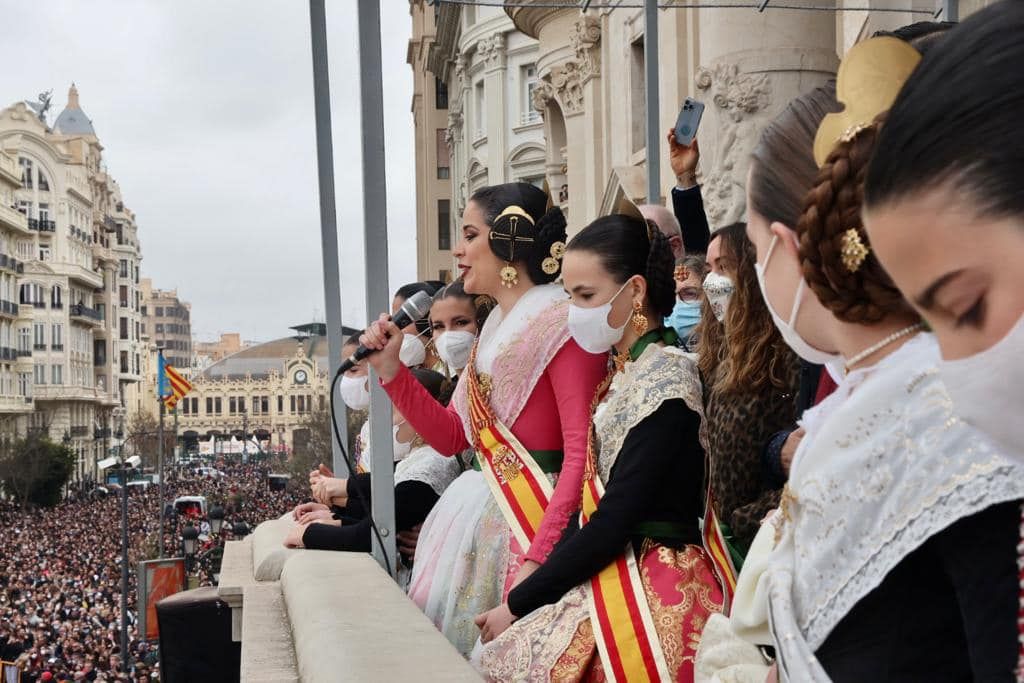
[665,299,701,340]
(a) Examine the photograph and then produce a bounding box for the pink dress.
[382,284,607,655]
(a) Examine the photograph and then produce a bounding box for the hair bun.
[526,207,569,284]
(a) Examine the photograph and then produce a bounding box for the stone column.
[478,34,508,186]
[695,2,837,228]
[569,13,605,228]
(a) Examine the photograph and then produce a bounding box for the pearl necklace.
[844,323,924,372]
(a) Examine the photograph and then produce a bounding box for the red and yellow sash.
[466,354,555,551]
[580,372,672,683]
[582,458,673,683]
[702,484,737,614]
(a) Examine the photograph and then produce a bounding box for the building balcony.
[33,343,46,351]
[51,344,64,352]
[70,425,89,437]
[70,303,104,326]
[0,394,32,414]
[0,347,16,362]
[0,300,18,319]
[65,264,104,288]
[0,154,20,186]
[27,218,38,230]
[38,219,56,233]
[31,385,101,403]
[0,205,30,234]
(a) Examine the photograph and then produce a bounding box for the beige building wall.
[409,1,456,283]
[416,2,546,261]
[0,85,146,481]
[141,279,192,371]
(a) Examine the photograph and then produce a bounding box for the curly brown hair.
[697,223,794,392]
[796,116,919,325]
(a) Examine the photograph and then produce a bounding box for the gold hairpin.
[674,264,688,282]
[496,205,535,226]
[813,37,921,167]
[840,228,870,272]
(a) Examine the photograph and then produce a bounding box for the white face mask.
[568,280,631,354]
[399,333,427,367]
[939,314,1024,462]
[339,374,370,410]
[435,330,475,371]
[703,271,735,323]
[754,235,843,365]
[392,421,413,461]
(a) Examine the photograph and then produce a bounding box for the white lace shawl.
[765,334,1024,682]
[393,444,462,495]
[473,283,565,374]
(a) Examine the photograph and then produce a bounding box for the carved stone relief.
[475,33,507,71]
[570,15,602,83]
[531,80,556,114]
[549,61,584,115]
[694,62,772,226]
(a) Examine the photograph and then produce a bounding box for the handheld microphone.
[337,290,434,375]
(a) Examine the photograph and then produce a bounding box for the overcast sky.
[2,0,417,343]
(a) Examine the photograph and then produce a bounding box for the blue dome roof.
[53,84,96,136]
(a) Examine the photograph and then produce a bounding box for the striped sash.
[580,375,672,683]
[702,484,738,614]
[465,349,556,551]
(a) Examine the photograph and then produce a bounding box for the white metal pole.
[644,0,661,204]
[356,0,397,572]
[308,0,349,476]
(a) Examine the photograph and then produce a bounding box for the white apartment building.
[0,85,146,481]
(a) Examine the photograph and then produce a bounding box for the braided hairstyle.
[566,215,677,318]
[470,182,567,285]
[796,116,919,325]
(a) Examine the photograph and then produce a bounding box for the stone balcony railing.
[0,204,29,234]
[218,517,478,682]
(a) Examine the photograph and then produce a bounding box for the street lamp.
[182,523,199,568]
[209,505,225,535]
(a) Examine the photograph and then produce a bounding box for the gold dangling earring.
[499,263,519,289]
[631,300,648,335]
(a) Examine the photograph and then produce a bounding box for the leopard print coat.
[703,352,801,548]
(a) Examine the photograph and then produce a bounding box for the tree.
[0,436,75,508]
[126,411,175,470]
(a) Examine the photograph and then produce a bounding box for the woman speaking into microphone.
[360,182,606,655]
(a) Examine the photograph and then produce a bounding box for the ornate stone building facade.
[0,85,147,480]
[504,4,841,233]
[173,330,330,454]
[412,1,546,266]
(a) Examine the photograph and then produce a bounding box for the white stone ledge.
[241,583,299,683]
[280,551,480,682]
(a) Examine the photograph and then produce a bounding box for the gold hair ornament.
[840,228,871,273]
[813,37,921,167]
[541,241,566,276]
[490,205,536,289]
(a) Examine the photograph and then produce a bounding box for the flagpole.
[158,391,166,559]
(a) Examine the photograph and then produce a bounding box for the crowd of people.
[0,461,304,682]
[285,5,1024,682]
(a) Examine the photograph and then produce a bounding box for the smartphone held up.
[674,97,705,147]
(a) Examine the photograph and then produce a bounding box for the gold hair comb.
[813,37,921,167]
